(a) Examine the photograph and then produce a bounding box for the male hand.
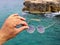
[0,14,29,44]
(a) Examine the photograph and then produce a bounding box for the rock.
[23,0,60,14]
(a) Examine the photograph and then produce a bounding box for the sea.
[0,0,60,45]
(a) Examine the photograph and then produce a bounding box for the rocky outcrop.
[22,0,60,13]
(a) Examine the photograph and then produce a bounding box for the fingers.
[19,17,26,21]
[13,19,28,27]
[1,14,29,39]
[9,14,26,21]
[15,26,29,34]
[8,14,18,18]
[15,16,26,21]
[20,21,28,26]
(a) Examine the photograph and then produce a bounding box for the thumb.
[15,26,29,34]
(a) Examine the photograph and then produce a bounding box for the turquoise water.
[0,0,60,45]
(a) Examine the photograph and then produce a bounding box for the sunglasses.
[27,22,55,34]
[20,12,56,34]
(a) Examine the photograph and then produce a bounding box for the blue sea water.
[0,0,60,45]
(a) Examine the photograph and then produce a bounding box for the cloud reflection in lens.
[37,25,45,33]
[27,25,35,33]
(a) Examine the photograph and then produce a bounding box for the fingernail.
[26,26,29,29]
[27,26,29,29]
[24,18,26,20]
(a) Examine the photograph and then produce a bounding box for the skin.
[0,14,29,45]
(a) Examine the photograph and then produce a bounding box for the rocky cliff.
[22,0,60,13]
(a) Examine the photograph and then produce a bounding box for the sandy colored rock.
[23,0,60,14]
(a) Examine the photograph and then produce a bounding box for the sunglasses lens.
[27,25,35,33]
[37,25,45,33]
